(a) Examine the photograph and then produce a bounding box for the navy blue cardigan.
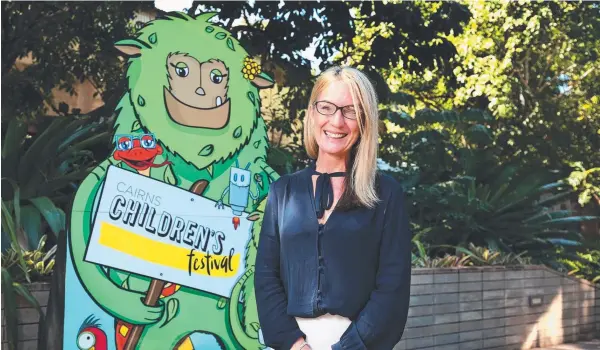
[254,167,412,349]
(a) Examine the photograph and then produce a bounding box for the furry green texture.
[113,12,260,172]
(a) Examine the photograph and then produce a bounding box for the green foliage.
[1,116,110,250]
[2,235,56,283]
[379,0,600,172]
[412,240,471,268]
[381,101,599,278]
[563,162,600,207]
[454,243,532,266]
[407,162,598,262]
[380,106,498,187]
[1,2,154,122]
[379,82,598,277]
[411,240,531,268]
[559,249,600,284]
[1,198,29,281]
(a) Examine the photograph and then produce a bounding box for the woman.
[255,66,411,350]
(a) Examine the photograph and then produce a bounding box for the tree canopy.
[1,2,154,122]
[372,0,599,177]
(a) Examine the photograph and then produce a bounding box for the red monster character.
[77,315,108,350]
[112,133,171,175]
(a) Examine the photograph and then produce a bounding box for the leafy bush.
[564,162,600,207]
[412,240,531,268]
[1,116,110,250]
[2,235,56,283]
[408,163,598,255]
[455,243,532,267]
[558,249,600,284]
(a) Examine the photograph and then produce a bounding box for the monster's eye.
[210,69,223,84]
[174,62,189,77]
[141,135,156,149]
[77,331,96,350]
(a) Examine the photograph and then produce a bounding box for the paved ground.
[533,339,600,350]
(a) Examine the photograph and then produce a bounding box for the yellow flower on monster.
[242,56,262,80]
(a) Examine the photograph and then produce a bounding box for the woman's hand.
[291,337,311,350]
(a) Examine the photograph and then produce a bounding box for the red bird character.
[77,315,107,350]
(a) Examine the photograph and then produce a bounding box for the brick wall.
[1,268,597,350]
[395,266,599,350]
[1,282,50,350]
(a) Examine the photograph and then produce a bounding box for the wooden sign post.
[123,279,166,350]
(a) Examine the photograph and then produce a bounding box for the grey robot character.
[215,160,258,216]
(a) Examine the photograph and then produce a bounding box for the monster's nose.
[195,87,206,96]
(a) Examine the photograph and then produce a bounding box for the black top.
[254,166,412,350]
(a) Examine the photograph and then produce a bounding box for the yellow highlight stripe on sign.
[98,222,240,277]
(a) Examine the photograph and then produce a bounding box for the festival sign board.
[85,165,252,296]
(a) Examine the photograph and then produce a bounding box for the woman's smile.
[323,130,347,139]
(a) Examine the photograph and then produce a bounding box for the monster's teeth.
[206,164,213,177]
[216,96,223,106]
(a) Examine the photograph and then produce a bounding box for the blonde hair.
[303,66,380,209]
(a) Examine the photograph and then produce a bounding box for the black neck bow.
[310,167,346,219]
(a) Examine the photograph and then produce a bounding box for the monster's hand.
[116,292,165,325]
[229,267,264,350]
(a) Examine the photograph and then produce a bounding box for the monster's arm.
[256,159,279,184]
[70,160,164,325]
[250,159,279,207]
[228,197,266,349]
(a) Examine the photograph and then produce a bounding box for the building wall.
[395,266,599,350]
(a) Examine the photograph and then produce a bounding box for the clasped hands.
[291,337,312,350]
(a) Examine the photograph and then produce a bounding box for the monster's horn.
[251,71,275,89]
[195,12,218,23]
[114,38,151,57]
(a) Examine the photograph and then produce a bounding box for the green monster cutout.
[66,11,279,350]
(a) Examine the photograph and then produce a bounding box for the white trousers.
[295,314,352,349]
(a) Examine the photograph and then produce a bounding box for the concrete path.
[533,339,600,350]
